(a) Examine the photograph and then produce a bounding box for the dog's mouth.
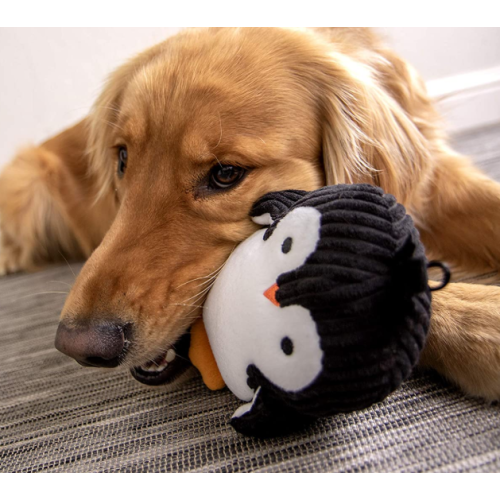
[130,333,192,386]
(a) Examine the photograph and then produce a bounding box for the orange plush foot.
[189,318,226,390]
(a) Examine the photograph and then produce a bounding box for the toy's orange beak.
[264,283,280,307]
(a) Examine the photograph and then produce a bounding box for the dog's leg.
[421,281,500,401]
[0,145,80,274]
[417,150,500,271]
[0,120,116,275]
[414,150,500,400]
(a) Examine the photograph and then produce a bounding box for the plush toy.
[188,184,450,438]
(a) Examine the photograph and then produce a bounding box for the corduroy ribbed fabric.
[236,185,432,437]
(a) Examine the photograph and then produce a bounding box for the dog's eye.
[209,164,246,190]
[117,146,128,178]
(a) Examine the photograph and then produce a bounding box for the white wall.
[1,27,499,170]
[378,28,500,134]
[377,28,500,81]
[0,28,182,168]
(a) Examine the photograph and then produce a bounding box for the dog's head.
[55,28,431,384]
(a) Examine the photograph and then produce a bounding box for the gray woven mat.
[0,263,499,472]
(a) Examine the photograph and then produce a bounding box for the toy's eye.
[282,237,293,254]
[117,146,128,178]
[281,337,294,355]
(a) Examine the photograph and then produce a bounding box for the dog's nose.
[55,320,132,367]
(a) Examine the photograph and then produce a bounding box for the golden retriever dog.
[1,28,500,398]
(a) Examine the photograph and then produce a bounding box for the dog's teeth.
[140,350,176,373]
[157,357,169,369]
[142,359,167,372]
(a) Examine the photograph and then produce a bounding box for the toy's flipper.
[230,387,314,438]
[232,387,263,419]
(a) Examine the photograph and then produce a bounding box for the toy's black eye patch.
[281,237,293,254]
[281,337,294,355]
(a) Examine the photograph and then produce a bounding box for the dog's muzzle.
[55,319,192,386]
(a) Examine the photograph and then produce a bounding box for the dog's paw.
[423,334,500,403]
[422,281,500,402]
[429,332,500,403]
[0,217,22,276]
[453,333,500,402]
[0,252,21,276]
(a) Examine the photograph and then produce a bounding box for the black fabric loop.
[427,261,451,291]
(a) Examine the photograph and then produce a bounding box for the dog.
[1,28,500,399]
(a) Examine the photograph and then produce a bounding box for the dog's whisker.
[203,260,227,279]
[214,111,223,149]
[171,350,190,363]
[20,291,69,299]
[58,250,76,279]
[182,259,231,304]
[191,264,225,289]
[170,303,205,309]
[182,297,206,308]
[49,280,72,289]
[175,273,217,290]
[182,293,208,307]
[183,288,214,307]
[211,153,223,169]
[186,280,216,300]
[175,260,226,289]
[192,274,219,289]
[175,274,215,289]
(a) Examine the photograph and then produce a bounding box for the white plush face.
[204,206,324,401]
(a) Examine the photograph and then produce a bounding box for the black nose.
[55,320,132,367]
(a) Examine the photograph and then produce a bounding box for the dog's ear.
[250,190,307,225]
[308,46,432,205]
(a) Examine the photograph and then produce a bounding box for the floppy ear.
[250,190,307,225]
[309,48,432,205]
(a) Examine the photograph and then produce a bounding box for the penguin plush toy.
[188,184,450,438]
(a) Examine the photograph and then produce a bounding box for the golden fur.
[1,27,500,399]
